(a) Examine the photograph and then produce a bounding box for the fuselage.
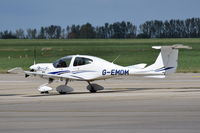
[30,55,132,81]
[29,54,165,81]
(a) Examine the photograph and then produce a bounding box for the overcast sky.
[0,0,200,30]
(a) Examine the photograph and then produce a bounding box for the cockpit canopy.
[53,56,93,68]
[53,56,72,68]
[73,57,93,66]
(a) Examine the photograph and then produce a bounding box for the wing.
[24,71,86,81]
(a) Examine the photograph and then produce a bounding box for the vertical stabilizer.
[146,44,191,75]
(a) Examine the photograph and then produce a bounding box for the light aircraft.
[23,44,191,94]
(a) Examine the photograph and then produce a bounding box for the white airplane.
[24,44,191,94]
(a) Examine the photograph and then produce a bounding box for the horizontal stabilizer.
[152,44,192,50]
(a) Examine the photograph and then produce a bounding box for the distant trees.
[95,21,137,38]
[67,21,137,39]
[26,28,37,39]
[15,29,25,39]
[45,25,62,39]
[38,27,45,39]
[80,23,96,38]
[138,18,200,38]
[0,30,17,39]
[0,22,137,39]
[67,25,80,38]
[1,18,200,39]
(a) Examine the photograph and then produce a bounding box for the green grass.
[0,39,199,73]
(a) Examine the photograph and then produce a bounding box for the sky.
[0,0,200,31]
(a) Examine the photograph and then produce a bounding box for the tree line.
[138,18,200,38]
[1,18,200,39]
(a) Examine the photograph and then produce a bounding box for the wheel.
[56,85,74,94]
[41,91,49,94]
[87,83,104,93]
[89,88,97,93]
[59,92,67,94]
[87,84,99,93]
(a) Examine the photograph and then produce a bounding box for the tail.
[145,44,191,75]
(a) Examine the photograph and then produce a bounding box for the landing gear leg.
[65,79,69,86]
[59,79,69,94]
[87,81,97,93]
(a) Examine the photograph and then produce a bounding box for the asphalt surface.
[0,73,200,133]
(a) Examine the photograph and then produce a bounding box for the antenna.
[112,55,120,63]
[33,47,36,65]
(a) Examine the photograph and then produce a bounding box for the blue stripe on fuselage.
[48,70,70,75]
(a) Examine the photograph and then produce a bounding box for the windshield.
[53,56,72,68]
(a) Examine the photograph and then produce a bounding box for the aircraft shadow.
[0,94,22,96]
[23,87,200,97]
[23,88,144,97]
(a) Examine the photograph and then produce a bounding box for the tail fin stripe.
[154,67,174,72]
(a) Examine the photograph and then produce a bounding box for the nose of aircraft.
[29,64,39,71]
[29,63,53,71]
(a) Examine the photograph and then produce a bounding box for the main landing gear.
[38,79,104,94]
[56,79,74,94]
[87,81,104,93]
[38,79,74,94]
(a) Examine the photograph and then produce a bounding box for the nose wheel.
[40,91,49,94]
[38,78,54,94]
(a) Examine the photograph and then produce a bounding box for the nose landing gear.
[38,78,54,94]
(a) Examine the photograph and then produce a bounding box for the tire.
[59,92,67,94]
[89,89,97,93]
[41,91,49,94]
